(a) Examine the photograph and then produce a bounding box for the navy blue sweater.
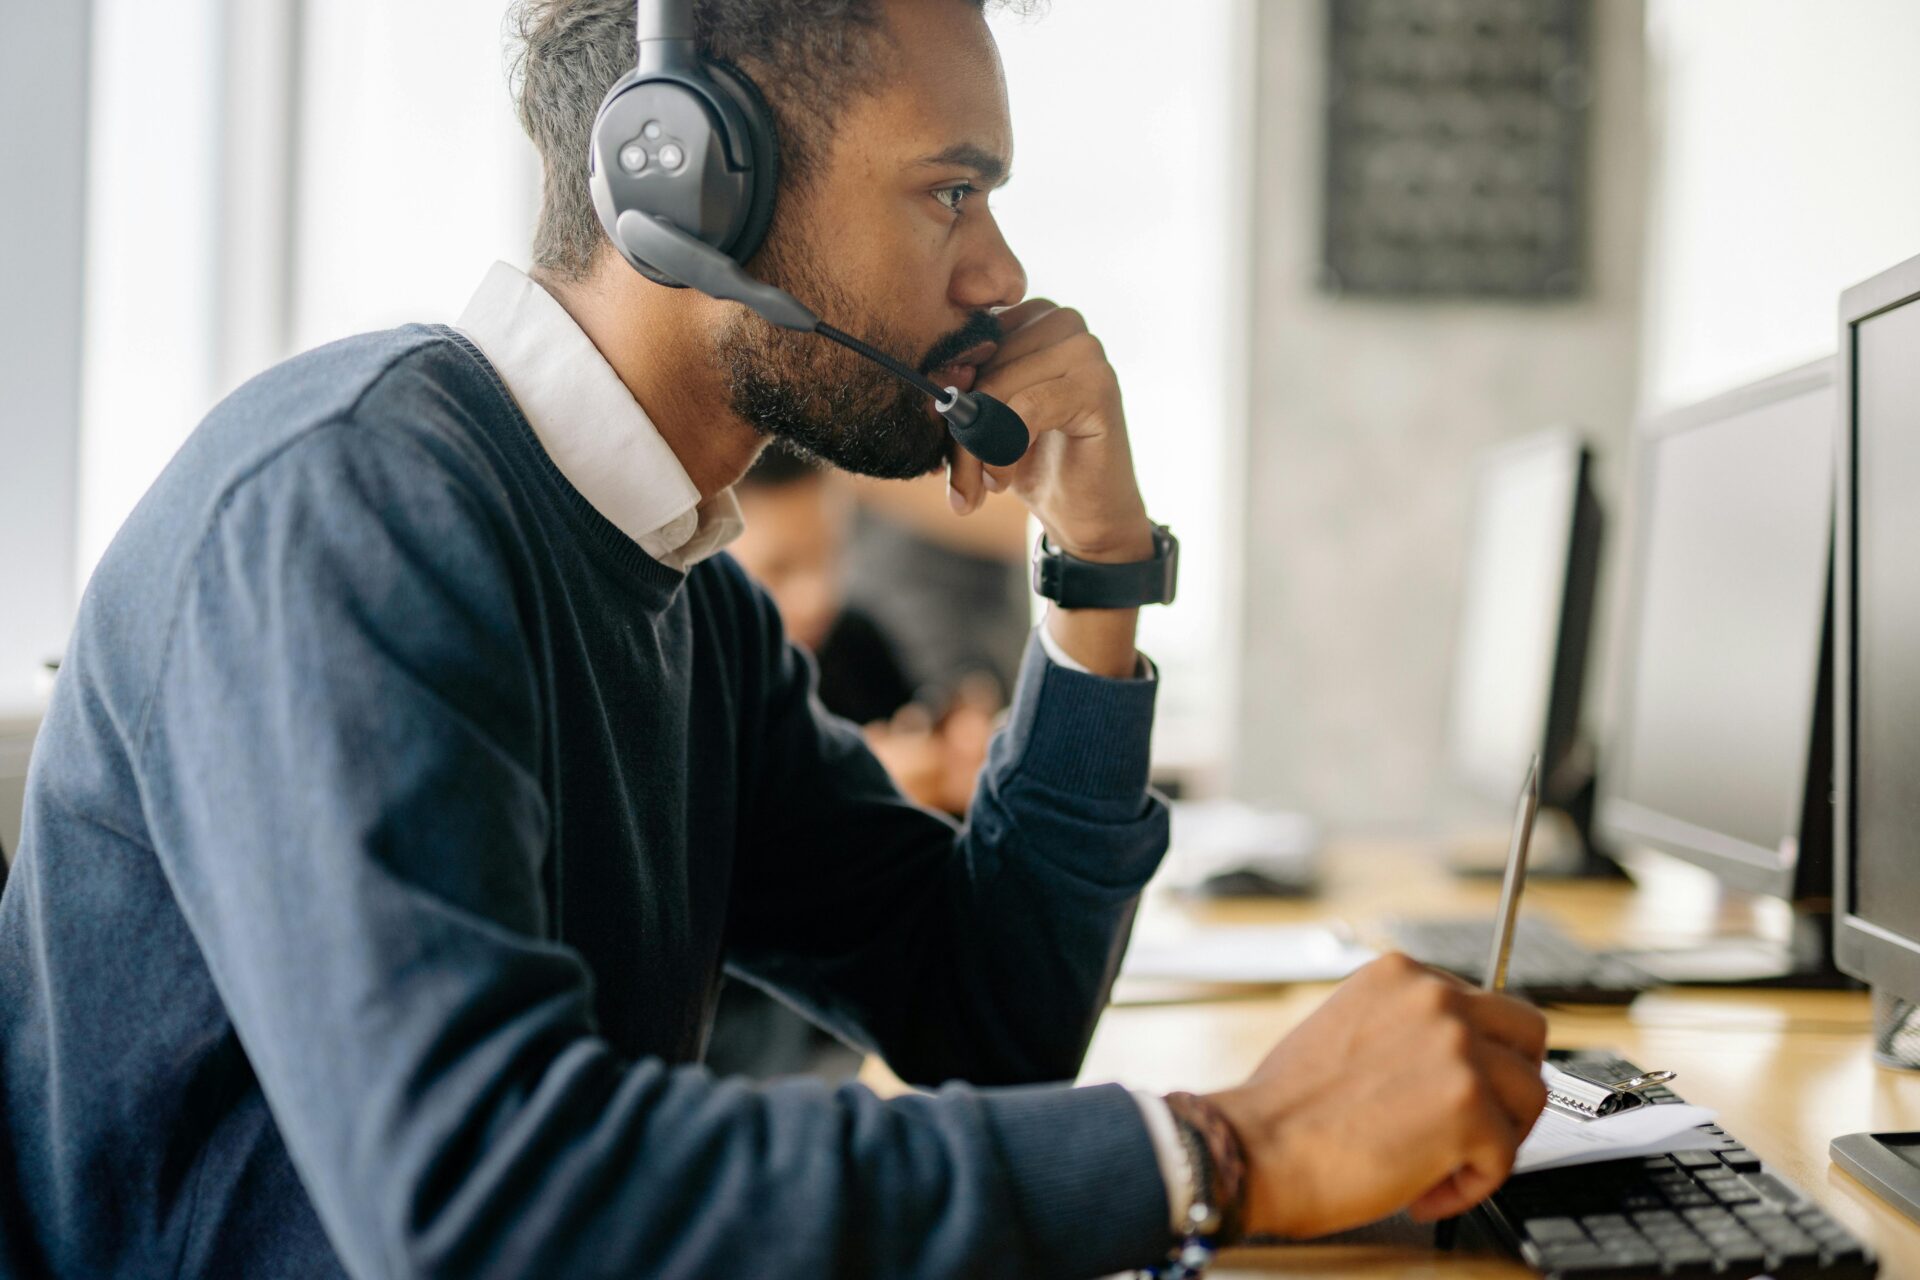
[0,327,1174,1278]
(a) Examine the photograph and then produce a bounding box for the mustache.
[918,311,1004,375]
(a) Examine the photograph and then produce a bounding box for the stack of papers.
[1119,925,1376,985]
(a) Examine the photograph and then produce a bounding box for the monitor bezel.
[1445,425,1596,806]
[1835,251,1920,993]
[1595,357,1836,901]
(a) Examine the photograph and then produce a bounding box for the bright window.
[989,1,1251,771]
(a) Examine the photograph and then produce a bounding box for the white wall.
[75,0,539,590]
[988,0,1252,767]
[289,0,538,351]
[1,0,91,713]
[77,0,226,584]
[1231,0,1649,829]
[1641,0,1920,410]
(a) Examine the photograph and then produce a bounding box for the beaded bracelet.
[1140,1092,1248,1279]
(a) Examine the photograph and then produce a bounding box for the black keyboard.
[1474,1051,1876,1278]
[1389,917,1652,1004]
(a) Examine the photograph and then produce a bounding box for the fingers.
[946,449,986,515]
[977,330,1108,401]
[1409,1081,1524,1223]
[1409,1161,1506,1223]
[1373,953,1545,1062]
[1459,988,1550,1064]
[1001,373,1100,444]
[991,299,1089,363]
[1473,1036,1551,1141]
[990,297,1060,339]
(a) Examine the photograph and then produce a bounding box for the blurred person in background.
[847,469,1032,710]
[731,441,995,818]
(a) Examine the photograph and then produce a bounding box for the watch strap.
[1032,524,1179,609]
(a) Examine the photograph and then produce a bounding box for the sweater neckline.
[436,326,692,603]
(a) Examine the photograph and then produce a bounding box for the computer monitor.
[1595,358,1842,983]
[1445,427,1608,873]
[1829,249,1920,1222]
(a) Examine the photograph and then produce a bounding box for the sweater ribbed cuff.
[1003,631,1159,802]
[974,1081,1173,1276]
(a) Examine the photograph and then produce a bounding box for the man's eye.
[933,183,977,215]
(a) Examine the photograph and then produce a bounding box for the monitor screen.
[1603,369,1833,890]
[1448,434,1582,798]
[1851,296,1920,943]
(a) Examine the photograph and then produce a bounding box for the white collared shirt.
[457,261,743,573]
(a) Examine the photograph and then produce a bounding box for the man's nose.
[952,217,1027,313]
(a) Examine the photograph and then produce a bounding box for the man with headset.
[0,0,1548,1275]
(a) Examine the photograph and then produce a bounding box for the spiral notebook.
[1543,1063,1647,1119]
[1513,1065,1718,1175]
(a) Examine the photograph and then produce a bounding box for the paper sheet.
[1515,1092,1719,1174]
[1118,925,1376,984]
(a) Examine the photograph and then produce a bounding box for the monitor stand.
[1832,1133,1920,1225]
[1609,907,1861,990]
[1448,775,1629,881]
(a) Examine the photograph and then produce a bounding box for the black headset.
[586,0,1030,467]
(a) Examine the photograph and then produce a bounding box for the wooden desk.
[1077,842,1920,1277]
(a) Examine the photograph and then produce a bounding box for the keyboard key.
[1752,1225,1817,1253]
[1654,1238,1715,1265]
[1522,1216,1587,1243]
[1710,1241,1769,1270]
[1596,1241,1661,1267]
[1673,1149,1721,1169]
[1745,1173,1805,1208]
[1535,1242,1612,1269]
[1720,1146,1761,1170]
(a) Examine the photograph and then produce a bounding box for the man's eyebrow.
[912,144,1011,187]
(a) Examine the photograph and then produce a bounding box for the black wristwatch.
[1031,523,1179,609]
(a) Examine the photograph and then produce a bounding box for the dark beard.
[713,240,1002,479]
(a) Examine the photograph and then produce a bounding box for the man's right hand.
[1205,952,1550,1239]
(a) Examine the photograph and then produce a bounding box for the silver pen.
[1484,754,1540,993]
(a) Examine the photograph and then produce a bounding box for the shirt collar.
[456,261,743,572]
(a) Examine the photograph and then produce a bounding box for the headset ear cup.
[702,58,780,266]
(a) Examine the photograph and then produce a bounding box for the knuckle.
[1054,305,1088,333]
[1443,1065,1483,1113]
[1415,974,1457,1015]
[1372,950,1420,979]
[1069,331,1107,363]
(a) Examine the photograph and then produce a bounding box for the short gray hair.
[508,0,1034,281]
